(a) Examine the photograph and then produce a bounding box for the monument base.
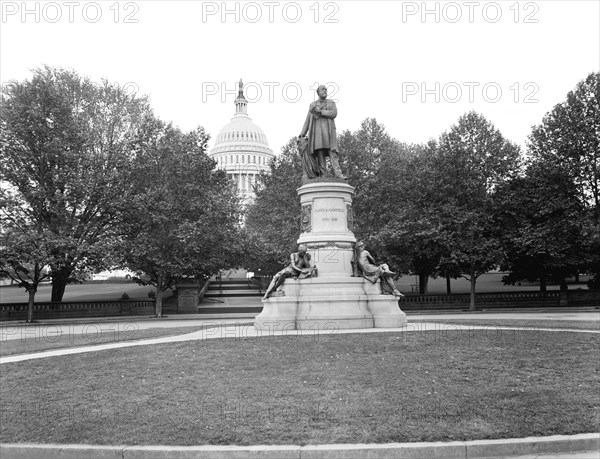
[254,277,407,331]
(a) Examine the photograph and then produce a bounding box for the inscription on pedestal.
[312,198,346,233]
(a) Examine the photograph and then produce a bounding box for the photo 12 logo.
[201,1,340,24]
[202,81,339,104]
[119,81,140,97]
[0,322,139,344]
[401,1,540,24]
[194,321,339,341]
[402,81,540,104]
[1,1,140,24]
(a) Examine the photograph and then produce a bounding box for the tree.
[339,118,391,182]
[374,208,444,295]
[244,138,303,274]
[528,72,600,287]
[367,141,446,293]
[528,72,599,225]
[433,112,521,309]
[0,221,53,322]
[338,118,403,242]
[120,119,242,317]
[495,163,589,291]
[0,66,151,301]
[443,209,505,307]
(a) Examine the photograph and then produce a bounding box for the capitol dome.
[209,80,275,201]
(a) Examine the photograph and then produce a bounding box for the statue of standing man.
[299,85,346,180]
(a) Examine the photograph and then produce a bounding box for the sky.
[1,0,599,155]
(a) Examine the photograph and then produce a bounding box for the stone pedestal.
[176,284,199,313]
[254,180,407,331]
[296,180,355,277]
[254,276,406,331]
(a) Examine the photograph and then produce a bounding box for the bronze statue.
[355,241,404,297]
[262,245,317,300]
[299,85,346,180]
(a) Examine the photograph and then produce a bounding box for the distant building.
[91,269,134,281]
[208,79,275,202]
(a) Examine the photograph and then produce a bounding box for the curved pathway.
[2,320,599,365]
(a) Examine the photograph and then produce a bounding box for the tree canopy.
[1,66,245,313]
[119,118,243,317]
[494,163,589,290]
[0,66,151,301]
[528,72,599,225]
[525,71,600,288]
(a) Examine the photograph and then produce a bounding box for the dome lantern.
[234,79,248,116]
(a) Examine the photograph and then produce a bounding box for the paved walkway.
[1,309,597,331]
[0,317,245,342]
[1,309,598,342]
[0,320,600,364]
[410,310,600,321]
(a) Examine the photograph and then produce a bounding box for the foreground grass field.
[1,328,598,446]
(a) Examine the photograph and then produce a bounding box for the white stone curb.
[1,433,598,458]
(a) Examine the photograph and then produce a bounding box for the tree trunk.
[155,289,163,318]
[155,275,163,318]
[27,289,36,323]
[559,278,568,291]
[51,270,71,302]
[469,272,477,311]
[418,273,429,294]
[540,268,547,293]
[446,275,452,295]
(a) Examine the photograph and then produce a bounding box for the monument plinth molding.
[297,181,356,277]
[254,180,407,331]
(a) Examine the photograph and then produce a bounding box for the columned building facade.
[209,80,274,201]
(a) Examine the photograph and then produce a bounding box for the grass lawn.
[1,328,598,446]
[0,326,208,357]
[418,319,600,331]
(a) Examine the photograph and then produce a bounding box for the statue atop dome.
[298,84,346,182]
[234,79,248,116]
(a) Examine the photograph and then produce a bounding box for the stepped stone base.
[254,277,407,331]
